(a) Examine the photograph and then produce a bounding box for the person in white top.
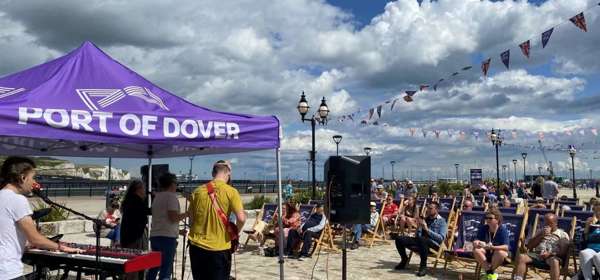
[147,173,188,280]
[0,156,82,280]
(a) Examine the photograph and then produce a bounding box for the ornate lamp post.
[364,147,372,156]
[333,135,343,156]
[568,145,577,199]
[490,129,503,191]
[297,91,329,200]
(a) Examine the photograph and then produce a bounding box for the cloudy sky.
[2,0,600,181]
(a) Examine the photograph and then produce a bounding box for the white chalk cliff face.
[34,158,130,180]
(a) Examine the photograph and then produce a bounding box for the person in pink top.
[274,202,301,248]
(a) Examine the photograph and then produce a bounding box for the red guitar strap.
[206,181,239,241]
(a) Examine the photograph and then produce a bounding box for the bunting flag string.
[519,40,531,58]
[570,12,588,32]
[481,58,491,77]
[500,50,510,69]
[542,28,554,48]
[332,4,599,125]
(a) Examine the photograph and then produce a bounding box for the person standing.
[542,176,559,201]
[0,156,81,279]
[284,179,294,201]
[147,173,188,280]
[188,160,246,280]
[120,180,151,280]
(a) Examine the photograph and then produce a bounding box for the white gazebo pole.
[276,126,285,280]
[276,147,284,280]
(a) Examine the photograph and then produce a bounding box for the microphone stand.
[33,191,112,280]
[180,190,189,280]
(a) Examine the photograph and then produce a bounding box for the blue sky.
[1,0,600,181]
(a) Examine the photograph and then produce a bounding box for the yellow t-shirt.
[188,179,243,251]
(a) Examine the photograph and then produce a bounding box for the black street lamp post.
[364,147,372,156]
[502,165,507,181]
[454,163,460,183]
[490,129,503,191]
[188,156,194,183]
[512,159,518,183]
[333,135,343,156]
[297,91,329,200]
[569,145,577,199]
[521,153,528,183]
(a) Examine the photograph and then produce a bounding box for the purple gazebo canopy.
[0,42,280,158]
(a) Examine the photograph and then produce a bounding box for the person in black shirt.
[120,180,151,279]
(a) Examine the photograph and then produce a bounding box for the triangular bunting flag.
[570,12,587,32]
[542,28,553,48]
[372,121,379,126]
[451,72,459,76]
[422,129,427,138]
[519,40,530,58]
[406,90,417,97]
[565,129,572,136]
[538,131,544,140]
[447,129,454,138]
[500,50,510,69]
[434,130,441,138]
[420,85,429,91]
[512,129,517,139]
[376,105,383,118]
[433,84,438,91]
[409,128,416,137]
[459,131,466,140]
[592,128,598,136]
[368,108,374,120]
[462,66,473,71]
[579,129,585,136]
[481,58,491,77]
[390,99,398,111]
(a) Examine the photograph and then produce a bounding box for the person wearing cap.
[351,202,380,249]
[403,180,418,198]
[188,160,246,279]
[531,198,547,209]
[373,185,388,201]
[393,201,447,277]
[285,203,327,259]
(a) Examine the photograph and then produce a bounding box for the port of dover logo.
[0,86,26,99]
[76,86,169,111]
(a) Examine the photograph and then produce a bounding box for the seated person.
[285,203,327,258]
[462,199,474,211]
[392,201,447,277]
[397,196,418,234]
[95,201,121,246]
[351,202,379,249]
[530,198,547,209]
[514,213,570,280]
[246,207,278,246]
[576,201,600,280]
[382,196,399,226]
[501,197,512,208]
[373,185,388,201]
[472,208,510,280]
[273,202,301,249]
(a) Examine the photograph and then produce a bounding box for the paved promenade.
[30,188,593,279]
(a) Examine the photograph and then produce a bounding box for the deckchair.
[365,201,389,247]
[524,214,576,280]
[405,209,457,272]
[243,203,278,246]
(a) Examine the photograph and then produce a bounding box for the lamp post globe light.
[568,145,577,199]
[521,152,528,182]
[512,159,518,184]
[390,161,396,180]
[490,129,503,192]
[333,135,343,156]
[297,91,329,200]
[364,147,372,156]
[502,164,507,181]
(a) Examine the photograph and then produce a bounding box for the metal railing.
[38,179,321,197]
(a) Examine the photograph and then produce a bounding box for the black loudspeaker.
[324,156,371,224]
[140,164,170,190]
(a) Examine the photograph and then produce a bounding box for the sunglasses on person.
[485,216,496,220]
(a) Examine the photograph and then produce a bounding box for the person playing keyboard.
[0,156,82,280]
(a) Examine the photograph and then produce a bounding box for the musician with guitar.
[0,156,82,280]
[187,160,246,280]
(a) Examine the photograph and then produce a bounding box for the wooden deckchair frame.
[365,201,390,247]
[523,215,576,280]
[243,203,278,246]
